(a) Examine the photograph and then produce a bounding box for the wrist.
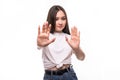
[73,47,80,52]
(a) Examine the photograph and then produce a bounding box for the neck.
[54,31,63,33]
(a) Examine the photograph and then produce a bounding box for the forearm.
[74,47,85,60]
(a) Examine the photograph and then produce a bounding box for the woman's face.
[55,10,66,32]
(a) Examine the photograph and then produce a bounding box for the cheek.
[63,21,66,26]
[55,21,58,26]
[64,21,66,25]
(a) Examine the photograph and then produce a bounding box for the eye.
[55,17,59,21]
[62,17,66,20]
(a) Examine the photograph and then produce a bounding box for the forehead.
[56,10,65,17]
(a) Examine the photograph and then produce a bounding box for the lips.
[57,26,63,28]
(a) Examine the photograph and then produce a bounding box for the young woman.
[37,5,85,80]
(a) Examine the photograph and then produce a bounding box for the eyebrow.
[56,16,66,18]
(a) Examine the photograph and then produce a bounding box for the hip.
[44,65,78,80]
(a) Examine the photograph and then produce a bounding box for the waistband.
[45,65,71,75]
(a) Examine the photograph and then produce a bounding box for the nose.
[58,20,63,25]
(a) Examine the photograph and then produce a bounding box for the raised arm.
[66,26,85,60]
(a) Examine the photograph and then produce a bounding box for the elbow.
[77,53,85,61]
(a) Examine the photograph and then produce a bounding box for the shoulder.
[64,33,70,36]
[64,33,71,39]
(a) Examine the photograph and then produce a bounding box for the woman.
[37,5,85,80]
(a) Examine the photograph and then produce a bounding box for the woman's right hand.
[37,22,55,47]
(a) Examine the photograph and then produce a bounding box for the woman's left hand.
[66,26,80,50]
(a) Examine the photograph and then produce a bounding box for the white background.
[0,0,120,80]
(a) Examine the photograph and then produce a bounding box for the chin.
[56,30,63,32]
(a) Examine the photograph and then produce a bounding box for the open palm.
[66,27,80,50]
[37,22,55,47]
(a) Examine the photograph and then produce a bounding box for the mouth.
[57,26,63,28]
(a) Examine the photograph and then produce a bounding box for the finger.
[47,24,51,34]
[77,31,80,38]
[65,36,71,46]
[42,22,46,33]
[45,21,48,27]
[71,27,74,36]
[45,21,48,33]
[71,26,76,36]
[65,36,69,42]
[38,25,40,35]
[65,36,68,41]
[73,26,77,36]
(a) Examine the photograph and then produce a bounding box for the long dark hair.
[46,5,70,34]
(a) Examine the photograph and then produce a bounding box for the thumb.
[47,38,56,44]
[65,36,70,45]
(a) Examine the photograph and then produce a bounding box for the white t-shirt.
[38,32,74,70]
